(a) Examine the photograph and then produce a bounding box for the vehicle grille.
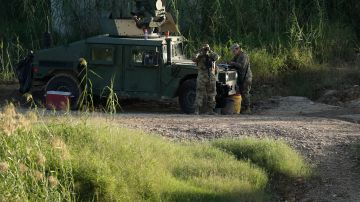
[218,71,237,83]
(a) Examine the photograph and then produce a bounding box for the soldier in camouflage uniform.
[230,43,252,114]
[192,44,220,115]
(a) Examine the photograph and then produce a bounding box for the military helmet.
[230,43,241,51]
[202,43,210,51]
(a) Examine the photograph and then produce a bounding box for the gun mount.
[100,0,178,37]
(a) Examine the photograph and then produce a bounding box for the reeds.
[102,76,122,115]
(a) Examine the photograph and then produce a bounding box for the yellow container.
[232,94,242,114]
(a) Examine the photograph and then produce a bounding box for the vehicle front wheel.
[178,79,197,114]
[45,74,82,110]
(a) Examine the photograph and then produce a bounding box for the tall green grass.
[102,77,122,115]
[2,0,359,61]
[78,59,95,112]
[171,0,359,57]
[1,0,359,99]
[0,105,310,201]
[0,37,22,82]
[0,0,49,82]
[0,104,74,201]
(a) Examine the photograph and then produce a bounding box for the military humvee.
[24,1,237,113]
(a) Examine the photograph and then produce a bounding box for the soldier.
[193,44,220,115]
[131,0,165,30]
[230,43,253,114]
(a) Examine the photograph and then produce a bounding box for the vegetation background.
[0,0,359,99]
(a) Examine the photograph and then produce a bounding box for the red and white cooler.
[45,91,72,110]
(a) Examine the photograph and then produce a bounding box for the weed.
[102,76,122,115]
[78,58,95,112]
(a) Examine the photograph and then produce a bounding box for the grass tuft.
[212,138,311,179]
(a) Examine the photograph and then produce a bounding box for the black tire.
[45,74,81,110]
[178,79,197,114]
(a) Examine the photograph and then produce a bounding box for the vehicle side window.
[91,47,114,64]
[132,49,159,66]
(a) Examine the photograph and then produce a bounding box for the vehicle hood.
[172,60,196,69]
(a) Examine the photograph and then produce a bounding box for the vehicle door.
[123,46,160,96]
[87,45,120,95]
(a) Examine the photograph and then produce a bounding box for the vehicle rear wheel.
[45,74,81,110]
[178,79,196,114]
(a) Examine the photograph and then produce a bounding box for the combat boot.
[206,107,218,115]
[241,108,252,115]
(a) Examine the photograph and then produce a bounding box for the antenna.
[47,16,50,33]
[43,15,53,49]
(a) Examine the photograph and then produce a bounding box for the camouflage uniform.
[231,51,252,110]
[193,49,220,113]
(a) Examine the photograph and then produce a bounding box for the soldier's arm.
[210,51,220,61]
[232,54,248,71]
[192,52,201,63]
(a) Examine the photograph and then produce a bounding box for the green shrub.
[284,47,314,71]
[249,49,285,80]
[212,45,286,82]
[213,138,310,178]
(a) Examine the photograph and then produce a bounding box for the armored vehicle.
[19,1,237,113]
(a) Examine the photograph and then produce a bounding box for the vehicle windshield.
[162,41,192,63]
[172,43,184,60]
[163,42,190,62]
